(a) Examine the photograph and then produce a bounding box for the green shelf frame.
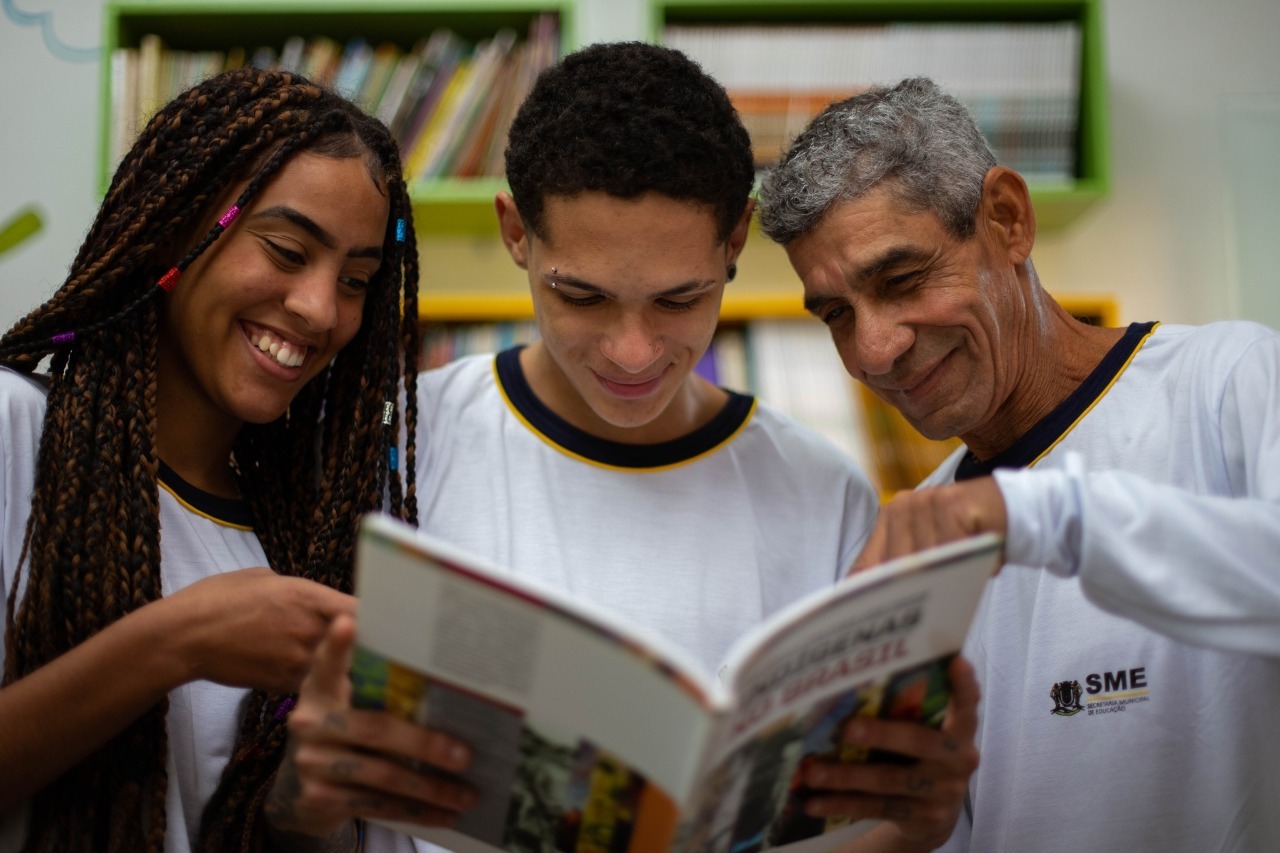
[96,0,1112,327]
[651,0,1110,229]
[98,0,579,219]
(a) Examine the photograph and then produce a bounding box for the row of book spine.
[108,14,559,184]
[419,319,958,495]
[664,21,1082,183]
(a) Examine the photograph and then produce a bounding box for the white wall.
[0,0,103,331]
[1033,0,1280,326]
[3,0,1279,331]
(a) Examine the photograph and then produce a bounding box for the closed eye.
[557,292,604,308]
[820,304,850,325]
[656,296,701,312]
[885,270,920,289]
[264,239,304,266]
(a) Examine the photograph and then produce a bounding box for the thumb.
[299,613,357,707]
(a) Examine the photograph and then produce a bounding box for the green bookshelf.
[651,0,1110,229]
[96,0,1111,324]
[98,0,580,233]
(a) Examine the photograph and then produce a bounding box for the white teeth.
[251,330,306,368]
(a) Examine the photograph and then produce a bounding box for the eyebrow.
[802,245,934,316]
[249,205,383,261]
[803,293,841,316]
[544,270,720,298]
[851,245,934,285]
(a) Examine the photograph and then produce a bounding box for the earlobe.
[494,191,529,269]
[979,167,1036,264]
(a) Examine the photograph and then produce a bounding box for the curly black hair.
[504,41,755,242]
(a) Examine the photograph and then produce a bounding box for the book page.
[675,534,1001,852]
[351,514,722,851]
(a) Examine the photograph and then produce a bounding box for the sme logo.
[1050,668,1151,717]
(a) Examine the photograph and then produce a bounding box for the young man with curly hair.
[405,42,980,851]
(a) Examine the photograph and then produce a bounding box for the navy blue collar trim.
[158,460,256,527]
[955,321,1157,481]
[495,346,755,469]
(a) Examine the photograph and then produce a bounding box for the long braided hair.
[0,67,420,852]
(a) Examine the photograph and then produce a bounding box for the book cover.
[351,514,999,852]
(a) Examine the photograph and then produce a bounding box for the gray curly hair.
[758,77,997,244]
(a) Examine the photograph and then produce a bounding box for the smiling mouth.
[883,352,952,398]
[595,370,666,399]
[245,324,310,369]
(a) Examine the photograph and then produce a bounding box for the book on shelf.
[452,47,521,178]
[478,12,559,176]
[746,320,879,487]
[376,38,428,130]
[351,512,1001,853]
[665,21,1082,182]
[419,321,540,370]
[301,35,343,89]
[107,15,559,178]
[391,30,469,149]
[414,28,518,182]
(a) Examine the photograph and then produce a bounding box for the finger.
[942,656,981,746]
[276,775,468,831]
[803,755,916,797]
[802,791,916,822]
[299,613,357,705]
[299,580,357,620]
[881,494,921,561]
[852,490,919,572]
[850,516,889,573]
[343,790,465,829]
[312,709,472,775]
[834,714,956,767]
[963,477,1008,536]
[908,491,944,554]
[292,742,477,814]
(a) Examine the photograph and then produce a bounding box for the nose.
[600,311,663,374]
[846,307,913,379]
[283,269,340,333]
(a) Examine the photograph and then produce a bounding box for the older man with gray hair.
[759,76,1280,852]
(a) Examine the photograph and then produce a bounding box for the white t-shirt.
[0,367,420,853]
[412,348,880,678]
[931,321,1280,852]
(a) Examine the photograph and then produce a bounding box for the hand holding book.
[347,514,1000,852]
[853,476,1008,572]
[263,613,476,843]
[804,656,980,852]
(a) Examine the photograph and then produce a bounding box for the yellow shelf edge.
[420,292,1117,325]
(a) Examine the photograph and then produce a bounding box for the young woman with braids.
[0,68,475,852]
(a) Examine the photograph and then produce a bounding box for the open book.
[351,513,1001,853]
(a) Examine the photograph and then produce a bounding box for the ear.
[726,199,755,266]
[494,190,530,269]
[977,167,1036,264]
